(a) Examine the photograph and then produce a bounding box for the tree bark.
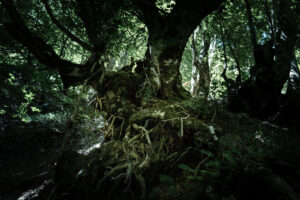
[219,14,240,106]
[263,0,275,41]
[134,0,225,99]
[228,0,297,120]
[279,55,300,129]
[144,29,188,99]
[244,0,258,63]
[190,27,211,100]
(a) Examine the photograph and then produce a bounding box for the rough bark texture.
[134,0,225,99]
[144,34,187,99]
[2,1,227,198]
[3,1,300,199]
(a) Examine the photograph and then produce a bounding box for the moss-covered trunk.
[143,27,192,99]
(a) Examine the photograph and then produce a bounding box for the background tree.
[1,0,300,199]
[190,26,211,100]
[226,0,298,124]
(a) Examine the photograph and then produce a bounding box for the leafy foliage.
[0,0,299,199]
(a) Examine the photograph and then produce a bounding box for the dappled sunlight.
[1,0,299,199]
[18,180,51,200]
[77,135,104,155]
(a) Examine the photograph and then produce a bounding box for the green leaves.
[223,151,237,166]
[6,73,16,85]
[178,164,198,173]
[201,149,214,157]
[159,174,175,185]
[31,106,41,113]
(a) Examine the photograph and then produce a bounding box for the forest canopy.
[0,0,300,199]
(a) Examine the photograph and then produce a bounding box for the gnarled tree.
[132,0,224,99]
[1,0,225,198]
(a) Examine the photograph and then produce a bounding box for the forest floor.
[0,99,299,200]
[0,125,63,200]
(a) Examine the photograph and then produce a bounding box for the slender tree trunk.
[226,33,241,84]
[190,28,201,97]
[106,57,117,71]
[190,66,200,96]
[263,0,275,41]
[59,35,68,58]
[244,0,258,63]
[229,0,297,120]
[190,27,211,100]
[287,56,300,94]
[219,14,240,105]
[278,55,300,129]
[119,50,130,69]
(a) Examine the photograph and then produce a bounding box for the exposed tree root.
[48,98,220,199]
[47,98,300,200]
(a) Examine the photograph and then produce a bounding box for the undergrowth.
[50,98,300,200]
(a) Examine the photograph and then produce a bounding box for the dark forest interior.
[0,0,300,199]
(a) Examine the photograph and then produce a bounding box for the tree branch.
[191,27,199,61]
[225,32,241,84]
[173,0,226,27]
[41,0,93,51]
[218,15,229,81]
[76,0,104,52]
[263,0,275,42]
[244,0,258,61]
[1,0,94,86]
[131,0,161,31]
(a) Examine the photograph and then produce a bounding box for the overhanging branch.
[76,0,104,52]
[41,0,93,52]
[2,0,93,86]
[131,0,161,31]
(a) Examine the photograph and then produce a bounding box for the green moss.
[52,97,300,200]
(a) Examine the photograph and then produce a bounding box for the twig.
[98,163,128,184]
[106,115,116,138]
[96,96,106,110]
[210,110,216,124]
[194,156,209,176]
[135,174,146,199]
[180,114,190,137]
[132,124,152,145]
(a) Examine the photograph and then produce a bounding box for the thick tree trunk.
[143,28,191,99]
[278,55,300,129]
[134,0,225,99]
